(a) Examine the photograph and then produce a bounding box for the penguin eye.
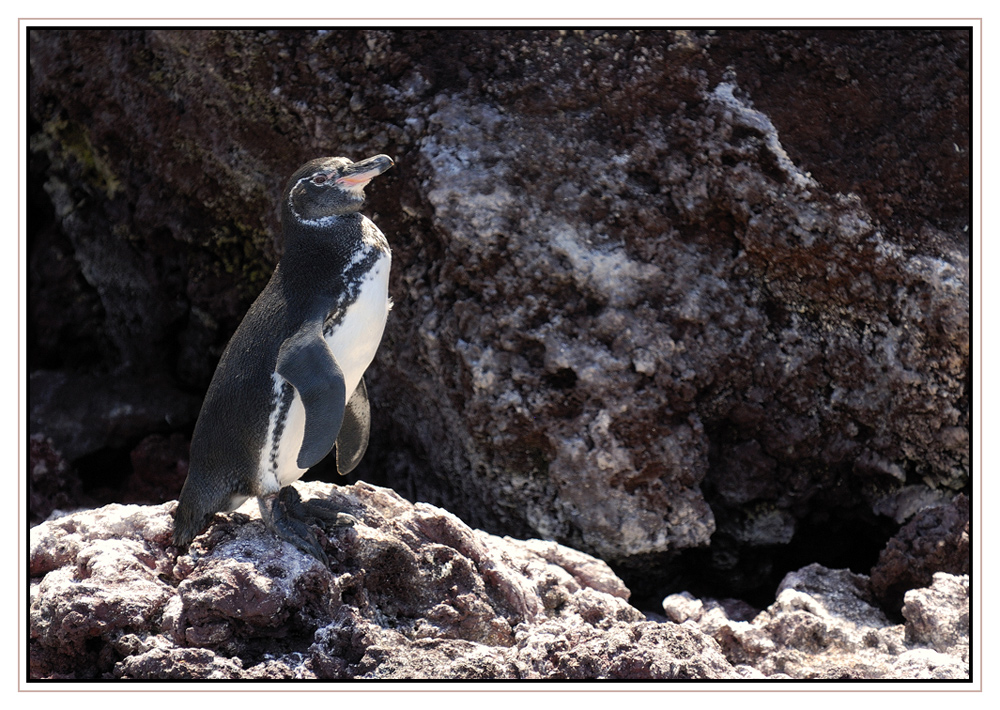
[311,174,328,185]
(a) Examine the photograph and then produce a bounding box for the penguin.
[173,154,394,566]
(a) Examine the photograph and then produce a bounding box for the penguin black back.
[174,154,394,561]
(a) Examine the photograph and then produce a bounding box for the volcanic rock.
[27,27,970,608]
[30,481,747,680]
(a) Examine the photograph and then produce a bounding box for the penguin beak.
[336,154,394,187]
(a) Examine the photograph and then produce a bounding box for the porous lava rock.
[29,481,748,680]
[665,563,969,679]
[28,486,969,680]
[869,493,970,615]
[28,28,970,605]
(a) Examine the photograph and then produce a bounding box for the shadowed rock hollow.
[28,28,969,630]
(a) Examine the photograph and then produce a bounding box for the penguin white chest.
[260,252,391,490]
[324,252,392,399]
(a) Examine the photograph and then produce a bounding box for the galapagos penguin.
[173,154,394,566]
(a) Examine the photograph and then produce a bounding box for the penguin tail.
[173,473,238,547]
[173,494,210,547]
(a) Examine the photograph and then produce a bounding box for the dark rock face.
[870,494,970,616]
[28,435,81,525]
[29,370,199,463]
[28,29,969,610]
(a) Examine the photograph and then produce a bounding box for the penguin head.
[283,154,394,225]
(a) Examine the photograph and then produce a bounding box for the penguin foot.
[258,487,331,568]
[296,494,360,528]
[277,485,359,527]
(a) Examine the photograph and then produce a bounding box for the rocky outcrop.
[29,485,967,680]
[30,482,747,680]
[869,493,970,615]
[400,77,968,572]
[28,29,969,610]
[663,564,968,679]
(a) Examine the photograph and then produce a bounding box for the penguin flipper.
[276,325,347,470]
[336,377,371,475]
